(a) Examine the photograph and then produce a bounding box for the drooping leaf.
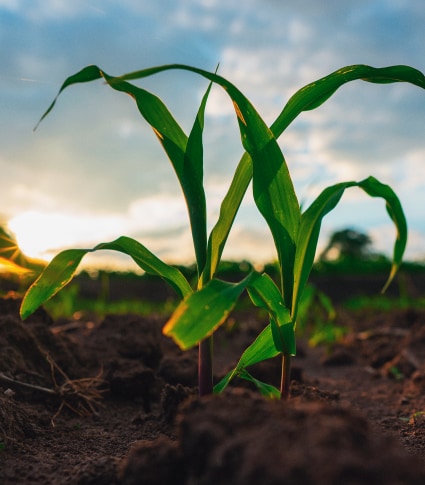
[291,176,407,321]
[238,369,280,399]
[20,248,88,320]
[20,235,192,320]
[272,64,425,136]
[35,65,211,277]
[357,176,407,292]
[94,236,193,297]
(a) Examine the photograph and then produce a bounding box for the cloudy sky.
[1,0,425,270]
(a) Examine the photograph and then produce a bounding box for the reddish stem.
[280,353,291,400]
[198,336,213,396]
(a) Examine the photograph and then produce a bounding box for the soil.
[1,273,425,484]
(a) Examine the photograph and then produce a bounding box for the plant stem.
[280,354,291,400]
[198,336,213,396]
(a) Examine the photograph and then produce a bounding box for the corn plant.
[20,63,425,399]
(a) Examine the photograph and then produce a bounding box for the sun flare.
[8,211,80,260]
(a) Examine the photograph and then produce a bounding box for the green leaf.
[214,324,279,393]
[247,273,295,356]
[238,369,280,399]
[272,64,425,136]
[251,140,300,308]
[357,176,407,292]
[165,270,296,355]
[293,182,352,320]
[184,82,212,275]
[20,235,192,320]
[20,248,87,319]
[93,236,193,298]
[292,176,407,321]
[201,153,253,284]
[163,272,258,350]
[36,65,211,276]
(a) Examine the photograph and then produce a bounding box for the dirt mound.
[1,296,425,484]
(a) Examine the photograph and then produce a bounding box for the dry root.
[0,353,108,427]
[47,354,107,426]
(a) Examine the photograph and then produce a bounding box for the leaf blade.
[163,273,257,350]
[20,236,192,320]
[292,176,407,321]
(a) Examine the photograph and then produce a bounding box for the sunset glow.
[8,211,124,261]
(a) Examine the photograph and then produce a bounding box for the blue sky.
[1,0,425,268]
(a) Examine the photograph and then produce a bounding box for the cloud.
[1,0,425,266]
[0,0,106,21]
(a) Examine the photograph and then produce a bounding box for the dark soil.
[1,273,425,484]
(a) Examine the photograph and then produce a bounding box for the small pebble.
[4,388,15,398]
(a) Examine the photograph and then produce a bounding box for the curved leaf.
[272,64,425,135]
[20,248,88,320]
[246,272,295,356]
[36,65,212,276]
[292,176,407,321]
[238,369,280,399]
[357,176,407,292]
[20,235,192,320]
[213,324,279,393]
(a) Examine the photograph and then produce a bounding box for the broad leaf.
[165,270,296,354]
[20,235,191,320]
[163,272,258,350]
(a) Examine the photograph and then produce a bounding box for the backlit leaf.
[272,64,425,135]
[292,176,407,321]
[163,273,258,350]
[20,236,191,320]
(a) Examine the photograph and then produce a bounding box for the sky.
[1,0,425,270]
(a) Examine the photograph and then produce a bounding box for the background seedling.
[21,63,425,399]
